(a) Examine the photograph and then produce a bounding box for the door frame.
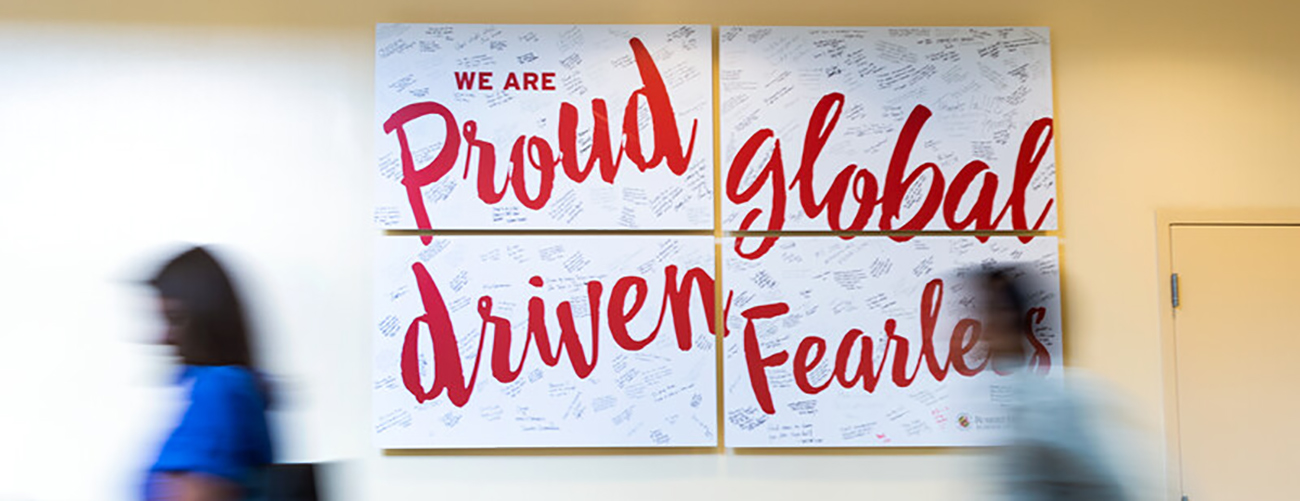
[1156,208,1300,500]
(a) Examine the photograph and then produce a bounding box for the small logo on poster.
[956,413,972,430]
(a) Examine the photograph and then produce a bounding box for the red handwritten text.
[400,263,719,406]
[385,38,698,244]
[737,278,1052,414]
[727,93,1054,259]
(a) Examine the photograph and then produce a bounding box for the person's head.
[148,246,254,367]
[977,265,1031,367]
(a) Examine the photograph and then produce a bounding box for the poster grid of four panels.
[373,24,1060,448]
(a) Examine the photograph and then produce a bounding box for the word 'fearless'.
[738,278,1052,414]
[454,71,557,91]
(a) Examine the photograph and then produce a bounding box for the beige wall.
[3,0,1297,499]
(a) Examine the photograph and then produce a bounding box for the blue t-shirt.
[145,365,274,500]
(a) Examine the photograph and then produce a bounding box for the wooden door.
[1172,225,1300,500]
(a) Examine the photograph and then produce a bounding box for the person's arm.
[153,472,242,501]
[152,368,258,500]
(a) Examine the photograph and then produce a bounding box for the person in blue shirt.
[144,247,274,501]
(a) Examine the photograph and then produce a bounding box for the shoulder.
[187,366,262,403]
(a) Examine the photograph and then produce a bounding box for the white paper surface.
[370,25,1066,450]
[720,26,1057,237]
[375,24,714,230]
[722,236,1062,447]
[374,236,718,448]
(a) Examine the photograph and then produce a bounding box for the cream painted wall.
[2,0,1297,500]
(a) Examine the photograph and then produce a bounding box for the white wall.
[0,24,375,500]
[5,0,1300,499]
[0,21,1007,501]
[0,22,1007,501]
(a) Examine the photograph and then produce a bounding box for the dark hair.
[980,265,1031,319]
[975,263,1056,373]
[149,246,256,368]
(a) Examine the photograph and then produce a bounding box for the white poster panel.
[375,24,713,230]
[722,236,1062,447]
[720,27,1057,248]
[374,235,719,448]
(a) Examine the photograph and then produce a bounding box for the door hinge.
[1171,273,1181,309]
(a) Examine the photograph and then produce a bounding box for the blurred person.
[143,247,274,501]
[978,266,1130,501]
